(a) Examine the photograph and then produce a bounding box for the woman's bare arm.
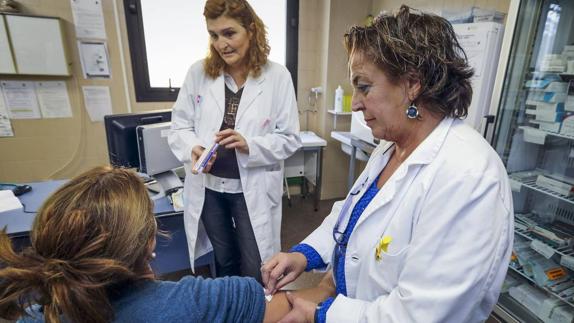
[263,270,335,323]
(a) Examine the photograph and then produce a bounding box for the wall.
[0,0,165,182]
[371,0,510,15]
[0,0,171,182]
[297,0,373,199]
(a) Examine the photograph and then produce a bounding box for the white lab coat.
[168,60,301,270]
[303,118,513,322]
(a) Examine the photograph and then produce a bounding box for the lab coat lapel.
[235,73,264,124]
[208,75,225,114]
[356,146,403,228]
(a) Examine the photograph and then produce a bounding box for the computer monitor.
[137,122,183,195]
[104,110,182,198]
[104,110,172,169]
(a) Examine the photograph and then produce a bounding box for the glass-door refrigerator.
[492,0,574,321]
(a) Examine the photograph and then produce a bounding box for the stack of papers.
[0,190,23,213]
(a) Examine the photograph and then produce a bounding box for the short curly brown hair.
[203,0,270,78]
[344,5,474,119]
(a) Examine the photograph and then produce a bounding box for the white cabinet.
[0,14,69,76]
[0,15,15,74]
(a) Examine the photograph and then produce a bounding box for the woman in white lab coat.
[262,6,513,323]
[168,0,300,282]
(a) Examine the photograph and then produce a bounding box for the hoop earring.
[406,103,420,120]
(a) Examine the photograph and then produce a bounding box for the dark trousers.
[201,188,262,283]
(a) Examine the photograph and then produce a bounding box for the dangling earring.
[406,102,420,120]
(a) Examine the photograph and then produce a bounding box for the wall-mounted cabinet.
[0,14,69,76]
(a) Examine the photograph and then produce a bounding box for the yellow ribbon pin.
[375,235,392,261]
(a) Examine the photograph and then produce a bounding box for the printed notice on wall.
[78,41,111,78]
[71,0,107,40]
[0,87,14,137]
[35,81,73,118]
[82,86,112,122]
[1,81,41,119]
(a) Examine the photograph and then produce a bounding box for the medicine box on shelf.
[535,175,574,196]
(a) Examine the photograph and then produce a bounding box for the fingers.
[261,258,278,289]
[215,129,235,142]
[191,146,205,174]
[278,293,305,323]
[275,271,299,292]
[191,146,204,163]
[219,134,242,147]
[202,152,217,173]
[262,253,307,294]
[267,261,290,294]
[285,291,296,306]
[278,300,298,323]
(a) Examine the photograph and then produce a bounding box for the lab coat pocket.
[370,244,410,293]
[264,168,283,208]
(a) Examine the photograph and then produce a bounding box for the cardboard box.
[537,121,561,133]
[526,109,564,122]
[536,175,574,196]
[560,114,574,136]
[527,91,567,103]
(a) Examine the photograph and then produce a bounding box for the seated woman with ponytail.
[0,166,334,323]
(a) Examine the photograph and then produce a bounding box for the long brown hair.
[203,0,270,78]
[344,5,474,118]
[0,166,157,323]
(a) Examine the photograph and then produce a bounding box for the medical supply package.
[192,143,219,174]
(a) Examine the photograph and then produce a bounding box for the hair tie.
[43,258,69,281]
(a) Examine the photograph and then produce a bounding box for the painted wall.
[298,0,374,199]
[371,0,510,15]
[0,0,172,182]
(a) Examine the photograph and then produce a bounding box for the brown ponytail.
[0,166,157,323]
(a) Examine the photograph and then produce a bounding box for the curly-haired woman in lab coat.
[168,0,301,282]
[262,6,513,323]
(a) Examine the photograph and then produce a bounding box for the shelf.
[327,109,352,115]
[508,266,574,308]
[328,109,352,131]
[496,293,542,323]
[529,70,574,80]
[514,226,574,259]
[509,174,574,205]
[519,126,574,144]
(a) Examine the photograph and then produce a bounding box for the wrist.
[293,251,308,271]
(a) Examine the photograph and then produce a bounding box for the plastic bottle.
[334,85,343,112]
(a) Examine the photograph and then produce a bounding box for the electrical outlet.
[310,87,323,94]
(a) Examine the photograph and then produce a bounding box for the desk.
[331,131,376,190]
[284,131,327,211]
[0,180,214,276]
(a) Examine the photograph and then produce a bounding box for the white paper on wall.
[82,85,112,122]
[1,81,41,119]
[0,87,14,137]
[71,0,107,40]
[78,41,111,78]
[35,81,73,118]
